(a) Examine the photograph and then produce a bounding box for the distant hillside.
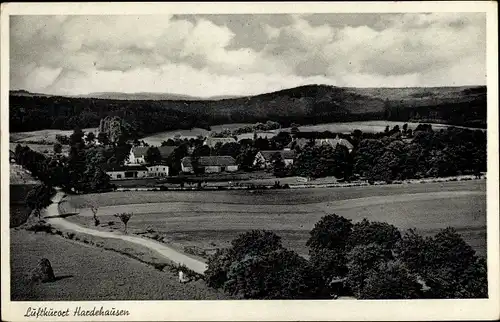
[76,92,240,101]
[9,84,487,136]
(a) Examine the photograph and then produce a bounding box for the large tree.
[347,219,401,251]
[145,147,162,165]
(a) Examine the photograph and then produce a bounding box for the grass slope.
[10,229,230,301]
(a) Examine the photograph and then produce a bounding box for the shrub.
[223,249,321,299]
[66,232,75,239]
[359,260,423,299]
[114,212,133,233]
[25,222,53,234]
[205,248,234,289]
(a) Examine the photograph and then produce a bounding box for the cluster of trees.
[205,214,487,299]
[292,144,352,179]
[211,121,281,138]
[287,124,486,181]
[14,128,117,195]
[353,125,486,182]
[98,115,136,144]
[383,89,487,128]
[9,94,210,136]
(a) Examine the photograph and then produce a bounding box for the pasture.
[9,143,70,157]
[62,180,487,257]
[9,128,97,144]
[10,230,230,301]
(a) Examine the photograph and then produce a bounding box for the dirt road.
[44,191,208,275]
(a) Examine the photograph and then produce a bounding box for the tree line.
[288,124,486,181]
[14,128,117,195]
[205,214,487,299]
[10,85,485,135]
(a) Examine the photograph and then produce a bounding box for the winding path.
[44,191,208,275]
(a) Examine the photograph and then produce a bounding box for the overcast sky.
[10,13,486,97]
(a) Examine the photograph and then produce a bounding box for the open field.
[10,229,230,301]
[9,128,97,144]
[9,143,70,156]
[61,180,486,257]
[280,120,486,134]
[140,120,485,146]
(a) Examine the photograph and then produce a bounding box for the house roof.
[130,146,149,157]
[130,146,176,159]
[181,156,237,167]
[259,150,296,161]
[288,138,312,149]
[316,137,354,150]
[158,146,176,159]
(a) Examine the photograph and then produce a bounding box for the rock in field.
[29,258,56,283]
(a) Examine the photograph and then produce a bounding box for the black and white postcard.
[1,1,499,321]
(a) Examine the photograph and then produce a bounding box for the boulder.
[30,258,56,283]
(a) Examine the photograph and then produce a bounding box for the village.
[102,130,356,187]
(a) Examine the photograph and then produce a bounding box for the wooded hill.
[9,84,486,136]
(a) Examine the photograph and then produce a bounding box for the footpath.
[44,191,208,275]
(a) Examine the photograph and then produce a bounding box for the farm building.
[181,156,238,173]
[104,165,148,180]
[286,138,313,150]
[237,131,278,141]
[128,146,176,164]
[253,150,296,169]
[203,137,236,148]
[146,164,169,177]
[316,136,354,152]
[287,135,354,152]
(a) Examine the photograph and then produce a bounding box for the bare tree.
[87,201,100,226]
[114,212,133,233]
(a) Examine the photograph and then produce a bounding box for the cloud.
[10,13,486,97]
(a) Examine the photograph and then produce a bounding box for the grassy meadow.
[10,229,230,301]
[9,128,97,144]
[61,180,486,257]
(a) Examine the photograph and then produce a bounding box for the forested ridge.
[10,84,486,136]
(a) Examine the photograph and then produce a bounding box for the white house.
[128,146,176,165]
[128,146,149,164]
[146,164,169,177]
[253,150,296,169]
[203,137,236,148]
[105,165,149,180]
[181,156,238,173]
